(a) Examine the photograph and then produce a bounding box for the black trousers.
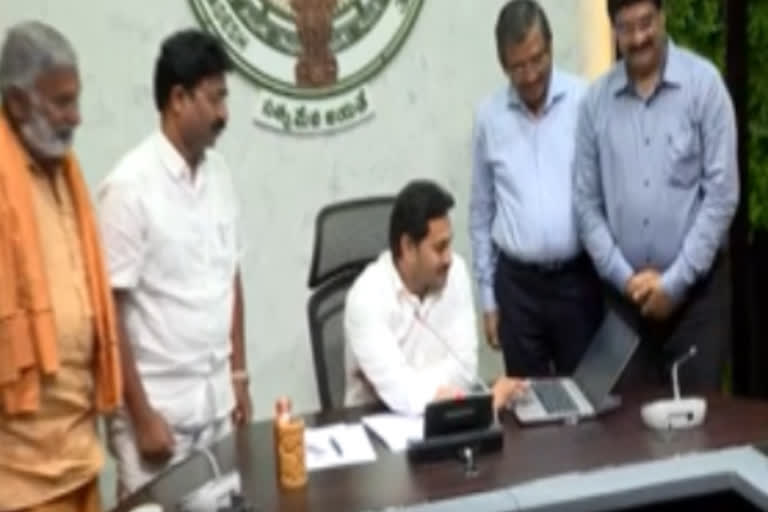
[494,253,604,377]
[611,253,732,394]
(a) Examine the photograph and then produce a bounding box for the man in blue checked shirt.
[470,0,603,378]
[573,0,739,391]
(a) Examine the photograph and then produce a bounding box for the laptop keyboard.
[532,381,579,414]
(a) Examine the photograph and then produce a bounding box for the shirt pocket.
[665,121,702,188]
[208,215,237,281]
[487,113,526,156]
[150,216,207,280]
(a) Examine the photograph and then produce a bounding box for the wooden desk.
[113,393,768,511]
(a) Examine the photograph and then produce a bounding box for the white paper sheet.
[361,413,424,452]
[305,423,377,470]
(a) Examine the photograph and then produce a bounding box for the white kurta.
[344,251,479,415]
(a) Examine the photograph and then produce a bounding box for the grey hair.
[495,0,552,68]
[0,21,77,94]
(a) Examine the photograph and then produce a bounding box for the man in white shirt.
[97,30,251,498]
[345,180,527,416]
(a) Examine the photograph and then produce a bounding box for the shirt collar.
[612,39,685,97]
[507,68,568,114]
[382,251,410,299]
[382,250,446,306]
[155,130,206,188]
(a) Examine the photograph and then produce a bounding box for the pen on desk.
[330,436,343,457]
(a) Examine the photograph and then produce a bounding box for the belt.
[499,252,591,274]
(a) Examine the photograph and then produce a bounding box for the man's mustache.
[56,129,74,145]
[212,119,226,134]
[629,41,653,55]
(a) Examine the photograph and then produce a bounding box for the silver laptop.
[513,310,639,424]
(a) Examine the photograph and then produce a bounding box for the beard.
[20,97,74,159]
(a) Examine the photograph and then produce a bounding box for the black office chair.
[307,196,395,411]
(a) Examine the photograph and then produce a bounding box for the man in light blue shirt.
[470,0,603,378]
[573,0,738,391]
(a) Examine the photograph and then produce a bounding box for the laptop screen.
[572,311,639,406]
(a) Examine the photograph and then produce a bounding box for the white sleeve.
[344,283,441,416]
[96,180,147,289]
[441,258,480,390]
[215,155,246,264]
[234,198,245,265]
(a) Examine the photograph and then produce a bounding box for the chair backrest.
[307,196,395,410]
[307,270,359,411]
[307,196,395,288]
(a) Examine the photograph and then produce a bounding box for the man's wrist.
[480,285,497,312]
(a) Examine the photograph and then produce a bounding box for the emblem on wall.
[190,0,424,134]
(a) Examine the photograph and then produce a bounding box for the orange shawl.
[0,112,121,415]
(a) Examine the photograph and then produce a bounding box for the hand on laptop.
[492,377,529,411]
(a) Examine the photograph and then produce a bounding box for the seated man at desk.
[344,180,526,416]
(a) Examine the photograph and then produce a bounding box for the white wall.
[0,0,614,421]
[0,0,610,505]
